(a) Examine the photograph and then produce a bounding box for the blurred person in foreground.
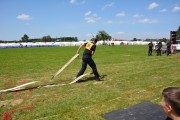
[161,86,180,120]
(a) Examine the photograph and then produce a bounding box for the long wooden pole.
[51,53,79,80]
[0,81,38,93]
[69,72,92,84]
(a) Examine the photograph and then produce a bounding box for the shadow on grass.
[77,74,107,83]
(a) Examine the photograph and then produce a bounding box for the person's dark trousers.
[157,49,161,56]
[166,49,171,56]
[156,49,159,56]
[159,49,161,56]
[76,57,100,78]
[148,48,152,56]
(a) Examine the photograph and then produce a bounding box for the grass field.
[0,45,180,120]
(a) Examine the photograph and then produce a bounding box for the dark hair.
[90,38,97,42]
[94,39,97,43]
[162,87,180,116]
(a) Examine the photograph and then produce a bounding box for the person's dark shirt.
[148,42,153,49]
[83,42,96,59]
[167,43,171,49]
[158,42,162,49]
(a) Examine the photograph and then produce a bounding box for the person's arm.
[91,45,96,56]
[91,51,95,56]
[76,44,85,54]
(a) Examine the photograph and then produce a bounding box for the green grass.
[0,45,180,120]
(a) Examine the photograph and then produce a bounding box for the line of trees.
[0,35,79,43]
[22,35,79,42]
[131,38,169,42]
[0,31,112,43]
[1,27,179,43]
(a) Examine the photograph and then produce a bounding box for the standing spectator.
[148,41,153,56]
[161,87,180,120]
[166,41,171,56]
[157,42,162,56]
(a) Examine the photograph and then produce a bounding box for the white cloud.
[159,8,168,12]
[117,32,125,35]
[172,6,180,12]
[138,18,159,24]
[85,17,96,23]
[85,17,101,23]
[85,11,92,16]
[105,20,113,24]
[16,14,31,21]
[133,13,143,18]
[102,2,114,10]
[70,0,76,4]
[69,0,85,5]
[147,2,159,9]
[84,11,100,23]
[116,11,125,17]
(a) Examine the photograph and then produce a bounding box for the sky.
[0,0,180,41]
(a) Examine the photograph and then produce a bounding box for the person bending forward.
[75,39,103,80]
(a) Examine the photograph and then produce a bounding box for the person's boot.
[96,75,104,81]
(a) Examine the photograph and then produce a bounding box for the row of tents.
[0,41,164,48]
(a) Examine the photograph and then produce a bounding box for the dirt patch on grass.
[0,99,23,107]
